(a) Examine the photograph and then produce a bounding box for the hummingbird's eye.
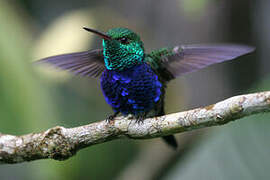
[118,37,129,44]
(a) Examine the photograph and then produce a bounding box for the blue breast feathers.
[100,63,162,115]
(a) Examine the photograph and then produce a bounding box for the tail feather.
[162,135,178,149]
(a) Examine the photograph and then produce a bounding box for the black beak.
[83,27,112,40]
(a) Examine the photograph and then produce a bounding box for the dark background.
[0,0,270,179]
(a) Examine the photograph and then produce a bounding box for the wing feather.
[35,49,105,78]
[148,44,255,81]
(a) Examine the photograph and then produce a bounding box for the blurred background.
[0,0,269,179]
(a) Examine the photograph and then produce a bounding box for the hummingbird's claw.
[135,114,146,125]
[105,115,114,123]
[106,111,120,123]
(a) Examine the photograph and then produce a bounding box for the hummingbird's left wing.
[147,44,255,81]
[35,49,105,78]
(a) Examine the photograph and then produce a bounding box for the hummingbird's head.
[83,27,145,71]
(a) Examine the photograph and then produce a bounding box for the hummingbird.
[37,27,255,149]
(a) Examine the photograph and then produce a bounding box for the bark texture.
[1,91,270,164]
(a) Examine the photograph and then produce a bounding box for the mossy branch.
[0,91,270,164]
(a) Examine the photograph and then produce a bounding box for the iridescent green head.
[83,27,145,71]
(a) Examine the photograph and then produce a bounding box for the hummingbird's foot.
[106,111,120,123]
[135,114,147,124]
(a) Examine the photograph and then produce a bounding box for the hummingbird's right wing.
[35,49,105,78]
[147,44,255,81]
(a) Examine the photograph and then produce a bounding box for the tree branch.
[0,91,270,164]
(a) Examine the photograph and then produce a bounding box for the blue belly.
[100,63,162,115]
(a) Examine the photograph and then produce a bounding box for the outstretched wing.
[35,49,105,78]
[147,44,255,81]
